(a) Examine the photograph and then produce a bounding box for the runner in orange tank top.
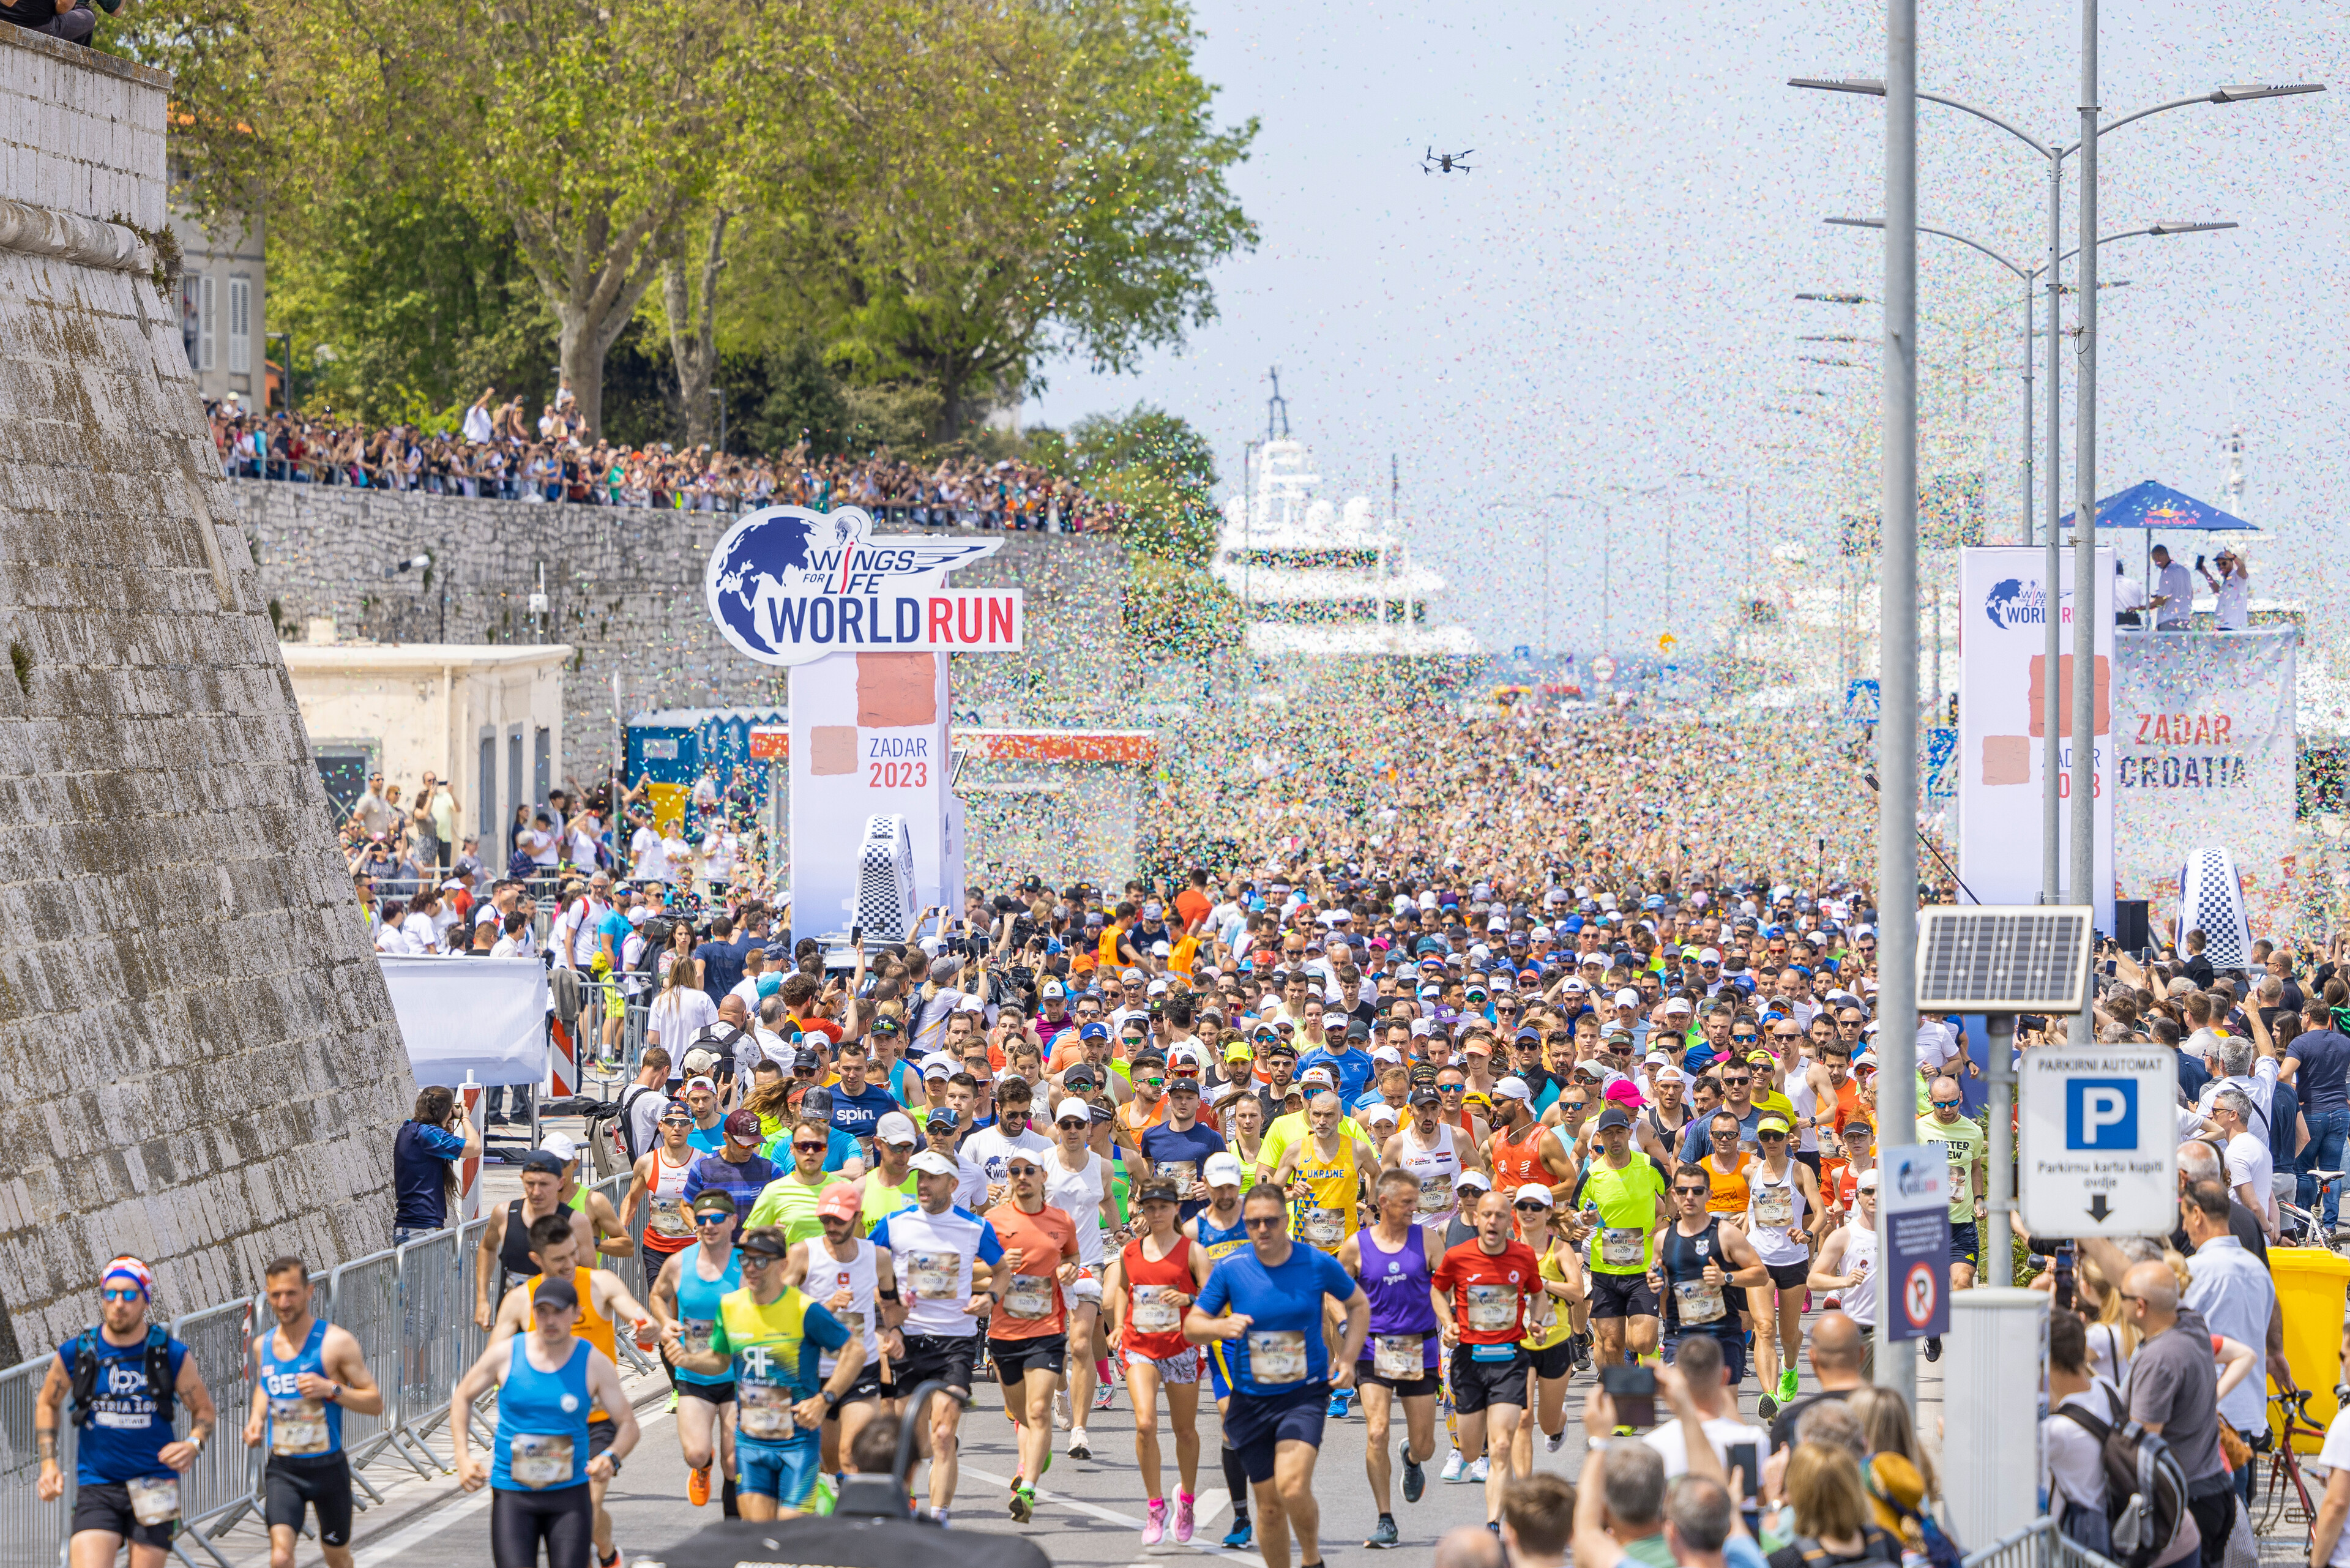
[1482,1081,1576,1203]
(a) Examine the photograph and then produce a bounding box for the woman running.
[1105,1178,1207,1544]
[1507,1186,1585,1473]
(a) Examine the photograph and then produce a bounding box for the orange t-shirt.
[1174,889,1212,931]
[985,1201,1080,1338]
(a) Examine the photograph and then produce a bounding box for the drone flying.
[1423,146,1474,174]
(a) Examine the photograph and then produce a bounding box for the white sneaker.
[1068,1428,1092,1462]
[1053,1391,1072,1432]
[1546,1429,1567,1454]
[1468,1457,1490,1483]
[1440,1448,1466,1483]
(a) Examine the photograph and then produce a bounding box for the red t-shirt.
[1431,1239,1541,1345]
[985,1201,1080,1340]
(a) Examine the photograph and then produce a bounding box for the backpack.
[66,1325,174,1428]
[2061,1388,2191,1568]
[1793,1527,1902,1568]
[611,1083,660,1164]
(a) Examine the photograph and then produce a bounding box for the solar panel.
[1915,905,2092,1012]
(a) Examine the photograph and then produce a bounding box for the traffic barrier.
[318,1250,402,1490]
[0,1357,72,1568]
[1960,1515,2122,1568]
[167,1297,257,1564]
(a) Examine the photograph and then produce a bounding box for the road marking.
[960,1463,1261,1563]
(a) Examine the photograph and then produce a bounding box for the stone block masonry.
[0,27,414,1365]
[226,485,1134,776]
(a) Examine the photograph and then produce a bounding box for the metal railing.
[0,1171,647,1566]
[1961,1516,2125,1568]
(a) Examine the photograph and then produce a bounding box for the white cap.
[1530,925,1553,941]
[1371,1045,1404,1066]
[539,1131,580,1163]
[1457,1168,1493,1192]
[1513,1183,1554,1208]
[1654,1065,1687,1085]
[1698,947,1723,964]
[1300,1066,1335,1088]
[955,995,985,1013]
[1040,978,1065,998]
[1614,988,1641,1009]
[1856,924,1876,938]
[874,1112,917,1146]
[1204,1152,1246,1186]
[1054,1097,1091,1124]
[1363,1103,1400,1127]
[1494,1076,1532,1103]
[911,1150,960,1178]
[1561,977,1587,994]
[1148,977,1171,994]
[1662,998,1692,1016]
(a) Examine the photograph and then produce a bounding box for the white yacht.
[1209,438,1482,660]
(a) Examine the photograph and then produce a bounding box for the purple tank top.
[1357,1224,1439,1337]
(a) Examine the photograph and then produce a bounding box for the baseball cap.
[1300,1066,1335,1088]
[1857,1168,1881,1191]
[720,1109,760,1141]
[658,1098,692,1122]
[910,1150,961,1178]
[1054,1096,1092,1124]
[1594,1105,1633,1132]
[924,1105,961,1131]
[1079,1021,1110,1042]
[1513,1183,1553,1208]
[1756,1114,1791,1137]
[1363,1102,1400,1127]
[816,1182,863,1222]
[1204,1152,1246,1186]
[873,1111,917,1146]
[1409,1084,1442,1106]
[1040,978,1064,998]
[1493,1076,1531,1102]
[1614,988,1641,1008]
[532,1275,581,1312]
[1662,998,1692,1017]
[684,1073,718,1094]
[1134,1177,1182,1206]
[1457,1168,1493,1193]
[520,1149,566,1177]
[1224,1039,1255,1061]
[540,1130,580,1163]
[922,1057,952,1080]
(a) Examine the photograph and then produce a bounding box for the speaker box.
[2112,900,2149,953]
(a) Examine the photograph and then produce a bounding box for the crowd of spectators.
[206,389,1125,532]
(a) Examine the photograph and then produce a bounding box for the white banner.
[377,955,549,1088]
[1957,547,2115,928]
[2114,627,2298,939]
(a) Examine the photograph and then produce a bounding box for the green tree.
[1067,403,1222,567]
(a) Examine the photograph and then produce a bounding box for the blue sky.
[1024,0,2349,659]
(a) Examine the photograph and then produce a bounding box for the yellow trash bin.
[2269,1246,2350,1452]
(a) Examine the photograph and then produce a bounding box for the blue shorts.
[737,1432,822,1506]
[1663,1327,1748,1388]
[1948,1219,1980,1267]
[1207,1343,1234,1403]
[1223,1382,1329,1484]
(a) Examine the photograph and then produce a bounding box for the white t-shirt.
[2214,567,2250,630]
[525,827,560,868]
[703,831,739,884]
[630,826,670,884]
[1643,1413,1770,1480]
[2223,1130,2277,1226]
[960,1124,1054,1190]
[648,988,718,1055]
[2043,1384,2121,1518]
[374,918,419,955]
[2319,1409,2350,1567]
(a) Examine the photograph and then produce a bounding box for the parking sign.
[2021,1050,2175,1235]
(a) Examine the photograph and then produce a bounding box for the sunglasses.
[1758,1132,1787,1142]
[1730,1034,1759,1045]
[1931,1099,1963,1110]
[1674,1186,1711,1197]
[1244,1214,1286,1230]
[100,1288,143,1302]
[1058,1118,1088,1130]
[1723,1077,1752,1088]
[791,1141,826,1153]
[1513,1200,1548,1212]
[694,1214,734,1228]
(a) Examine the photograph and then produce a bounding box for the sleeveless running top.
[1657,1218,1739,1335]
[1744,1160,1810,1266]
[1703,1155,1750,1215]
[528,1268,614,1422]
[1119,1234,1196,1361]
[491,1336,591,1492]
[1839,1221,1879,1326]
[1044,1150,1108,1269]
[1195,1207,1250,1263]
[1490,1120,1551,1191]
[1520,1238,1573,1351]
[644,1149,696,1256]
[259,1318,341,1459]
[1289,1135,1361,1252]
[671,1241,742,1391]
[1399,1125,1464,1226]
[499,1199,546,1288]
[1356,1223,1440,1379]
[804,1238,879,1373]
[1645,1106,1687,1160]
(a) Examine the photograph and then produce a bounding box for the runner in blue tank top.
[452,1275,640,1568]
[35,1257,221,1568]
[1182,1152,1259,1549]
[1338,1167,1444,1549]
[651,1190,745,1518]
[244,1256,383,1568]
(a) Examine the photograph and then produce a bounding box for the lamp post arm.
[1917,90,2054,158]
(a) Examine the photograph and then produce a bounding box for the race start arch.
[705,505,1024,936]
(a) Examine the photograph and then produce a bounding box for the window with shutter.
[200,274,215,371]
[228,277,251,373]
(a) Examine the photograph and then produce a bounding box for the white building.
[1210,439,1480,660]
[170,202,265,408]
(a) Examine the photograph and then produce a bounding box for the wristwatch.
[821,1388,843,1410]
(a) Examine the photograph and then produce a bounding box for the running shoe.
[1223,1518,1255,1550]
[1068,1429,1092,1462]
[933,1508,952,1528]
[1403,1455,1427,1504]
[1053,1390,1072,1431]
[1822,1296,1841,1312]
[1777,1367,1799,1404]
[1094,1383,1117,1412]
[1468,1456,1490,1483]
[600,1550,621,1568]
[1143,1499,1166,1545]
[1365,1515,1400,1550]
[1441,1448,1466,1483]
[665,1389,679,1414]
[688,1463,711,1507]
[1546,1428,1567,1454]
[1924,1335,1943,1363]
[1010,1484,1036,1523]
[1757,1392,1778,1423]
[1327,1390,1350,1419]
[1569,1332,1591,1372]
[1174,1491,1195,1544]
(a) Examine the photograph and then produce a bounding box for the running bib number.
[738,1383,794,1441]
[1160,1160,1198,1191]
[1674,1279,1726,1324]
[1248,1330,1310,1385]
[269,1398,330,1456]
[1464,1283,1519,1332]
[649,1195,693,1239]
[127,1476,179,1525]
[1599,1227,1646,1267]
[678,1318,715,1359]
[905,1251,961,1299]
[834,1310,867,1338]
[1751,1184,1792,1227]
[1298,1206,1345,1245]
[1002,1275,1054,1320]
[509,1434,575,1490]
[1373,1334,1425,1379]
[1416,1174,1455,1216]
[1132,1286,1181,1334]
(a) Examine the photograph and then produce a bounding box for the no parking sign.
[1880,1144,1950,1342]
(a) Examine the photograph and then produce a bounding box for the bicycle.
[2277,1167,2349,1253]
[2249,1385,2330,1545]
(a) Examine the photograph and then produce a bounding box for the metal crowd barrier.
[1960,1517,2124,1568]
[0,1170,656,1566]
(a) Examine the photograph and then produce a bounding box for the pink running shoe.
[1143,1498,1168,1546]
[1174,1492,1196,1544]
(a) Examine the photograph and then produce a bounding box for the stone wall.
[223,484,1133,777]
[0,27,413,1364]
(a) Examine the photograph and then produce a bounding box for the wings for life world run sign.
[706,505,1023,665]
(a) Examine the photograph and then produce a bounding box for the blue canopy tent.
[2059,480,2256,624]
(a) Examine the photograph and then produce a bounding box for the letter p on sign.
[2067,1079,2138,1151]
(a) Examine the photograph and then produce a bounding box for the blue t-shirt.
[683,1151,781,1212]
[1299,1046,1375,1103]
[1679,1105,1762,1162]
[821,1126,861,1173]
[1195,1242,1359,1397]
[596,909,632,963]
[695,939,747,1006]
[829,1083,900,1144]
[2292,1029,2350,1116]
[687,1122,728,1155]
[392,1119,469,1230]
[62,1331,190,1484]
[1140,1119,1228,1221]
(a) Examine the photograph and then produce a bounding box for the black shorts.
[1587,1271,1660,1322]
[1223,1383,1329,1482]
[822,1373,884,1418]
[588,1418,619,1463]
[1525,1340,1574,1381]
[990,1334,1068,1387]
[895,1334,978,1398]
[1793,1149,1823,1183]
[1449,1344,1531,1413]
[71,1480,176,1550]
[1763,1260,1810,1291]
[265,1453,354,1547]
[679,1379,737,1408]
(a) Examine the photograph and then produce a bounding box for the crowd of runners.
[34,851,2350,1568]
